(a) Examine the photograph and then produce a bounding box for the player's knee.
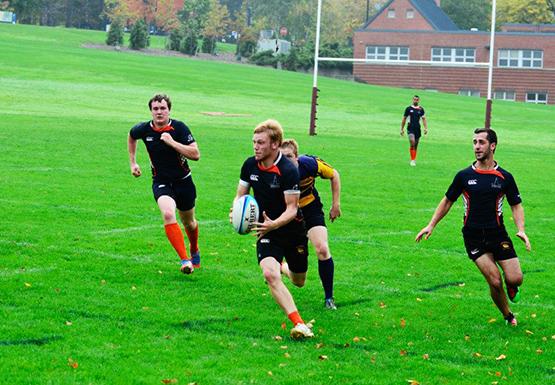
[314,244,330,260]
[292,277,305,288]
[163,210,176,222]
[184,219,197,231]
[506,272,523,287]
[263,269,280,286]
[488,276,504,291]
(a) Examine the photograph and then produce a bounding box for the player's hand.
[424,128,428,135]
[329,205,341,222]
[160,132,174,145]
[516,231,531,251]
[252,211,276,239]
[130,163,141,177]
[400,129,405,137]
[415,225,434,242]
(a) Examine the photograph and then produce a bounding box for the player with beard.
[401,95,428,166]
[416,128,531,326]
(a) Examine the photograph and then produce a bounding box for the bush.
[166,28,182,51]
[106,21,124,46]
[249,50,278,67]
[201,36,216,54]
[129,19,149,50]
[179,31,198,55]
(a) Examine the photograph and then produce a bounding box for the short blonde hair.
[281,138,299,157]
[254,119,284,145]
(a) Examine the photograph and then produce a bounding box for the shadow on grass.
[0,335,63,346]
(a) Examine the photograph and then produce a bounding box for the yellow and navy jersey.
[130,119,195,182]
[445,163,522,229]
[298,155,335,208]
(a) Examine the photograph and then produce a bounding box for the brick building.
[353,0,555,104]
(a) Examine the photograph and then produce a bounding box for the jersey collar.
[150,119,173,132]
[472,161,504,179]
[257,152,282,175]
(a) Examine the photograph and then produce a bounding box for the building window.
[526,92,548,104]
[493,90,516,101]
[366,46,409,61]
[387,9,396,18]
[458,89,480,97]
[498,49,543,68]
[432,47,475,63]
[406,9,414,19]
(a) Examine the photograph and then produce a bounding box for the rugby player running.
[416,128,530,326]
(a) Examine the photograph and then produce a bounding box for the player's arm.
[422,116,428,135]
[160,133,200,161]
[329,169,341,222]
[510,203,531,251]
[400,116,407,136]
[253,192,299,238]
[127,134,141,177]
[229,182,250,223]
[415,197,454,242]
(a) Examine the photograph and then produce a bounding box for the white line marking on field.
[0,239,36,247]
[91,224,159,235]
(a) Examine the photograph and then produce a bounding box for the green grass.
[0,23,553,385]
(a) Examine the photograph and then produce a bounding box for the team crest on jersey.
[468,179,477,185]
[491,177,502,189]
[146,136,154,142]
[250,174,259,181]
[270,175,280,188]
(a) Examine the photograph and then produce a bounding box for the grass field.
[0,23,553,385]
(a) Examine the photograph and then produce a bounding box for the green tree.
[202,0,229,54]
[106,19,124,46]
[441,0,491,31]
[498,0,555,24]
[129,18,149,49]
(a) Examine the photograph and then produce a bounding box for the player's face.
[150,100,170,127]
[253,132,278,162]
[412,97,419,106]
[280,147,298,167]
[473,132,495,161]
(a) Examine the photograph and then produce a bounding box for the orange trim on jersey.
[472,163,505,179]
[151,120,174,133]
[257,163,281,176]
[462,190,470,226]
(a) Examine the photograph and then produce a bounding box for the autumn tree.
[202,0,229,53]
[497,0,555,24]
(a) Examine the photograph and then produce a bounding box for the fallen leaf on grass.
[131,285,137,291]
[464,335,471,341]
[315,343,324,349]
[525,330,534,335]
[280,345,288,350]
[416,297,423,302]
[488,318,497,323]
[371,355,376,364]
[284,352,291,358]
[531,313,537,318]
[279,363,287,368]
[267,371,273,376]
[161,379,177,384]
[65,321,72,326]
[24,282,32,288]
[274,335,283,341]
[67,358,78,369]
[536,348,543,354]
[318,355,328,360]
[281,322,286,330]
[353,337,360,343]
[496,354,506,361]
[379,302,387,309]
[422,354,429,360]
[406,380,420,385]
[400,319,406,328]
[400,350,408,356]
[473,352,482,358]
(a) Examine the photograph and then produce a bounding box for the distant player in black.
[128,94,201,275]
[416,128,531,326]
[231,119,313,339]
[280,139,341,310]
[401,95,428,166]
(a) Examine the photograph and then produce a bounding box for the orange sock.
[185,224,199,253]
[164,223,189,261]
[288,311,304,325]
[410,148,417,160]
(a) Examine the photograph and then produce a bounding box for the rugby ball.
[232,195,259,235]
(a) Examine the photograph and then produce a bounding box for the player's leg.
[175,177,200,267]
[474,253,514,322]
[498,258,523,303]
[157,195,193,273]
[408,133,418,165]
[308,225,336,309]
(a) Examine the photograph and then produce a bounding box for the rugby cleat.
[410,160,416,167]
[191,251,201,269]
[506,285,520,303]
[290,323,314,340]
[504,312,518,327]
[180,259,194,275]
[324,298,337,310]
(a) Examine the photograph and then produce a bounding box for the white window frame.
[387,8,396,18]
[366,46,409,61]
[498,49,543,68]
[458,89,480,97]
[525,92,548,104]
[493,90,516,101]
[406,9,414,19]
[431,47,475,63]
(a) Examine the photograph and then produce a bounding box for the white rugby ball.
[232,195,259,234]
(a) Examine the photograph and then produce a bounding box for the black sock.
[318,258,334,300]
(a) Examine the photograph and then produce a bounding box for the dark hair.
[148,94,172,110]
[474,128,497,145]
[413,95,420,98]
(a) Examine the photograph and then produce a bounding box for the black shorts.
[407,127,421,140]
[152,175,196,211]
[462,227,518,262]
[257,232,309,273]
[302,200,326,231]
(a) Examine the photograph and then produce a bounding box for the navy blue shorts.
[152,175,196,211]
[302,200,326,231]
[257,232,308,273]
[407,127,421,140]
[462,227,518,262]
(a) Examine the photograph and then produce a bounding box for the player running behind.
[231,119,314,339]
[280,139,341,310]
[128,94,201,274]
[400,95,428,166]
[416,128,531,326]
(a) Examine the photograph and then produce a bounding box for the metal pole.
[485,0,496,129]
[309,0,323,136]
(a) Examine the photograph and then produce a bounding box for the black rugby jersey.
[298,155,335,208]
[404,105,425,130]
[445,163,522,229]
[130,119,195,182]
[240,152,303,235]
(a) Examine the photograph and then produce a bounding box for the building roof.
[362,0,459,31]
